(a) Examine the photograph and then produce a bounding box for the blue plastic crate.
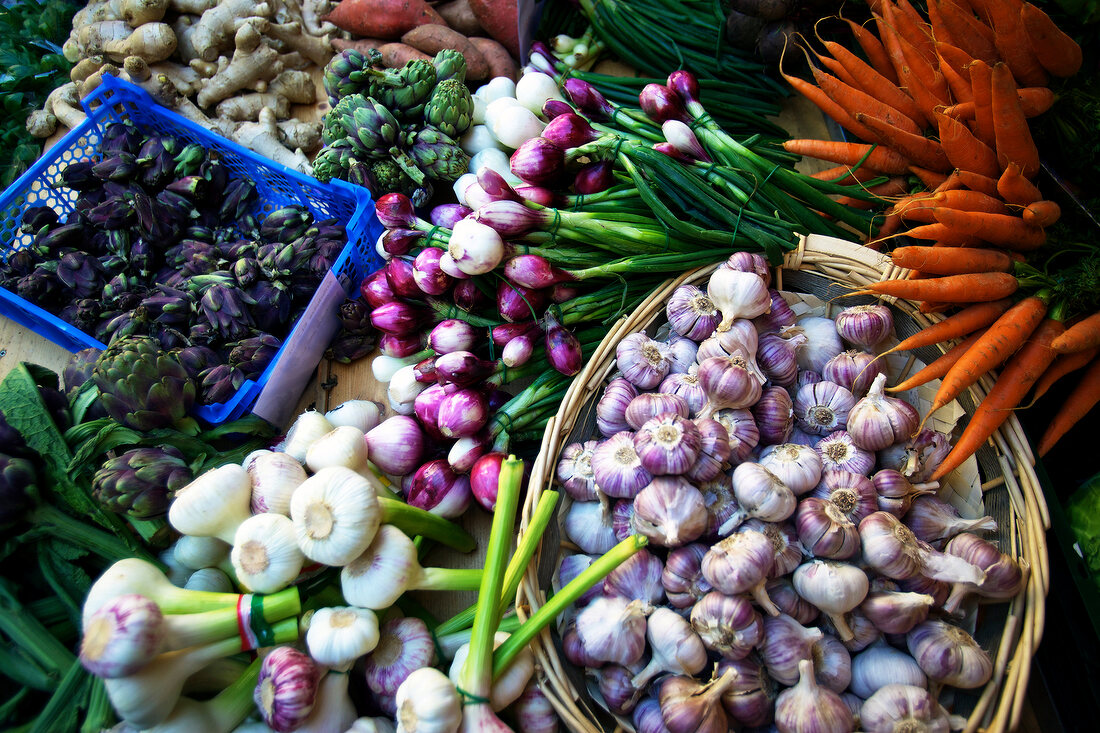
[0,76,385,426]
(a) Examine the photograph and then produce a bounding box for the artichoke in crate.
[92,446,193,519]
[139,285,194,327]
[228,334,282,381]
[197,282,256,341]
[199,364,246,405]
[326,329,378,364]
[92,335,197,431]
[0,454,37,528]
[91,152,141,183]
[403,126,470,182]
[102,273,147,311]
[218,178,258,222]
[246,280,292,332]
[56,251,107,300]
[339,298,372,333]
[59,298,105,333]
[260,205,314,244]
[62,347,104,398]
[312,140,360,183]
[60,160,98,191]
[175,344,222,381]
[424,79,474,139]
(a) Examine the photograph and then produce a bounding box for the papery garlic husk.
[666,336,699,374]
[906,619,993,689]
[860,590,935,634]
[811,469,879,526]
[248,451,308,516]
[766,576,820,625]
[555,440,600,502]
[592,664,643,715]
[713,408,760,465]
[281,410,335,463]
[576,595,648,666]
[760,614,824,686]
[794,380,855,436]
[731,462,796,522]
[596,377,638,437]
[759,443,822,495]
[823,349,887,397]
[795,496,860,560]
[690,591,763,660]
[792,560,868,642]
[364,616,436,699]
[872,469,938,518]
[879,428,953,483]
[942,533,1025,614]
[325,400,383,434]
[662,543,713,609]
[816,430,875,475]
[752,386,794,446]
[564,500,619,554]
[904,495,998,547]
[860,684,952,733]
[667,284,721,341]
[686,417,731,483]
[859,511,987,586]
[846,373,919,451]
[604,548,666,605]
[658,669,737,733]
[849,640,927,699]
[698,352,764,413]
[449,632,534,710]
[701,529,778,615]
[592,431,653,500]
[617,332,672,389]
[625,392,690,431]
[231,512,305,594]
[632,476,708,547]
[717,657,777,728]
[394,666,461,733]
[740,518,804,577]
[774,659,854,733]
[290,467,380,567]
[660,367,708,416]
[835,304,893,349]
[631,607,708,688]
[633,412,702,476]
[697,320,760,363]
[305,606,380,672]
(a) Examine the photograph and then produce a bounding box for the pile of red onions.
[552,255,1023,733]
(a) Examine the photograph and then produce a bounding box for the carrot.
[926,0,960,50]
[851,272,1019,302]
[780,64,883,144]
[875,7,911,82]
[804,40,862,90]
[884,299,1014,357]
[919,302,955,314]
[783,140,912,175]
[990,63,1041,177]
[940,87,1057,120]
[996,162,1043,206]
[967,59,996,148]
[842,15,899,84]
[900,222,985,246]
[955,170,1000,197]
[935,111,1001,179]
[987,0,1050,87]
[856,112,952,172]
[809,164,893,185]
[890,246,1015,274]
[940,58,975,106]
[933,189,1010,214]
[892,0,938,66]
[933,208,1046,250]
[806,59,924,137]
[887,329,988,392]
[836,178,910,210]
[891,191,941,223]
[924,295,1048,422]
[1022,200,1061,227]
[818,38,929,128]
[1051,311,1100,354]
[932,317,1064,479]
[1038,356,1100,456]
[1020,1,1083,77]
[936,0,1000,65]
[1026,346,1099,406]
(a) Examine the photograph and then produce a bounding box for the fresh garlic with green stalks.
[325,399,384,434]
[231,512,305,594]
[248,451,308,516]
[449,632,534,710]
[172,535,229,571]
[305,425,370,476]
[306,607,380,672]
[167,464,253,544]
[290,467,380,567]
[280,410,334,463]
[394,666,461,733]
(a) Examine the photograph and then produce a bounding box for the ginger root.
[186,0,271,62]
[266,69,316,104]
[196,21,282,108]
[73,0,169,27]
[233,106,311,173]
[102,23,179,63]
[168,0,214,14]
[45,83,86,132]
[260,20,332,66]
[276,118,322,153]
[26,109,57,139]
[216,92,290,121]
[70,55,107,85]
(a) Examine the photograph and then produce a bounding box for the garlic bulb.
[713,408,760,464]
[758,443,822,495]
[563,500,618,554]
[631,607,708,688]
[665,336,699,374]
[658,670,737,733]
[849,640,927,699]
[690,591,763,660]
[248,451,308,516]
[906,620,993,689]
[559,554,600,606]
[667,284,721,340]
[592,665,642,715]
[632,476,708,547]
[281,410,334,463]
[631,695,669,733]
[835,304,893,349]
[792,560,868,641]
[773,659,854,733]
[791,317,845,373]
[555,441,599,502]
[168,464,253,544]
[731,462,796,522]
[860,590,935,634]
[575,595,648,666]
[823,349,886,397]
[756,331,805,388]
[827,606,882,653]
[759,614,824,686]
[449,632,534,710]
[662,544,713,609]
[604,549,666,605]
[905,495,998,547]
[633,413,701,476]
[752,386,794,446]
[816,430,875,475]
[659,368,707,416]
[707,267,771,330]
[592,431,653,500]
[513,680,559,733]
[306,426,370,475]
[173,535,229,571]
[596,378,638,437]
[859,511,987,586]
[617,332,672,389]
[811,633,854,693]
[794,496,860,560]
[306,606,379,672]
[697,320,760,363]
[860,684,953,733]
[394,666,461,733]
[793,380,855,436]
[942,533,1024,613]
[231,513,306,594]
[716,657,777,728]
[872,469,938,517]
[754,288,797,333]
[740,519,803,577]
[700,529,778,615]
[349,718,399,733]
[325,400,383,433]
[846,374,919,451]
[364,617,436,700]
[686,417,731,483]
[626,393,690,431]
[811,470,879,526]
[255,646,320,732]
[698,352,764,413]
[290,467,380,567]
[766,577,820,625]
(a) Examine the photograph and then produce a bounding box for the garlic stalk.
[773,659,854,733]
[305,607,380,672]
[168,464,253,544]
[295,671,358,733]
[83,558,240,626]
[231,513,305,594]
[449,632,534,710]
[631,607,708,688]
[341,525,483,610]
[143,657,262,733]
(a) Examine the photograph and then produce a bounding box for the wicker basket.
[515,234,1049,733]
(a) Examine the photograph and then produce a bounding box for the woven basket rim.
[515,234,1049,733]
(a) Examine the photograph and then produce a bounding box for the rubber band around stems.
[425,225,447,245]
[429,629,447,665]
[455,685,491,706]
[236,594,277,650]
[491,411,516,434]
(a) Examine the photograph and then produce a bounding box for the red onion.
[497,280,549,322]
[477,167,524,202]
[436,388,489,438]
[383,257,420,299]
[562,78,615,119]
[413,383,448,442]
[574,160,615,194]
[370,300,429,336]
[542,113,601,149]
[542,98,573,119]
[360,270,395,308]
[428,319,479,355]
[406,459,471,518]
[411,247,453,296]
[375,192,417,228]
[510,137,565,185]
[470,452,507,511]
[434,351,497,389]
[430,203,473,229]
[639,83,690,123]
[365,416,425,475]
[381,228,423,256]
[453,278,489,311]
[544,311,583,376]
[503,254,575,289]
[379,332,426,358]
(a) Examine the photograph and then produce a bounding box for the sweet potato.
[379,41,432,67]
[322,0,448,40]
[330,37,387,54]
[468,0,519,58]
[401,24,489,80]
[468,36,518,81]
[437,0,484,37]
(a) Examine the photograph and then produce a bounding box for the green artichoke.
[404,126,470,182]
[0,454,37,527]
[323,49,373,105]
[340,97,401,160]
[92,335,197,431]
[62,347,104,398]
[92,445,193,519]
[379,60,437,120]
[423,79,474,139]
[432,49,467,84]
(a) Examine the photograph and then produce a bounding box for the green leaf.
[0,364,73,478]
[69,383,101,426]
